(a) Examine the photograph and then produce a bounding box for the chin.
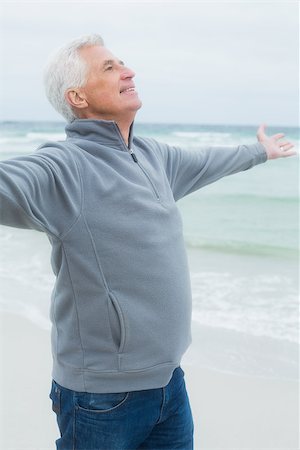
[134,97,143,109]
[128,100,142,113]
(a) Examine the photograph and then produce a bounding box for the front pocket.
[49,380,61,415]
[75,391,130,413]
[107,292,126,353]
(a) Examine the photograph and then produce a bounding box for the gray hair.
[43,34,104,122]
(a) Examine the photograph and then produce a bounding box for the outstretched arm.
[153,124,296,202]
[0,146,81,235]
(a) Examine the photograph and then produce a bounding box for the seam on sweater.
[61,242,87,391]
[51,282,59,363]
[82,215,110,292]
[81,216,122,362]
[0,190,59,238]
[56,359,178,373]
[150,143,178,203]
[55,147,84,240]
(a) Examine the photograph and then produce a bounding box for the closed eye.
[103,59,125,72]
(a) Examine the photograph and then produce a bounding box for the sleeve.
[155,141,267,201]
[0,147,82,236]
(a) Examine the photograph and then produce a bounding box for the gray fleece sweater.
[0,119,267,393]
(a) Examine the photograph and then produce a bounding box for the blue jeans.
[49,366,194,449]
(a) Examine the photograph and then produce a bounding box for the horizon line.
[0,120,299,129]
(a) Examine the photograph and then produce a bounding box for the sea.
[0,121,298,381]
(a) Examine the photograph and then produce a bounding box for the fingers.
[271,134,295,153]
[278,141,295,152]
[281,149,297,157]
[280,143,295,151]
[279,143,297,157]
[272,133,285,140]
[256,123,266,137]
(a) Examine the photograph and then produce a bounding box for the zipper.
[113,123,161,202]
[128,148,138,163]
[136,160,160,201]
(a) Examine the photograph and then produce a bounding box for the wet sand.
[0,312,298,449]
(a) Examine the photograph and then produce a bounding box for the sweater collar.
[65,119,134,150]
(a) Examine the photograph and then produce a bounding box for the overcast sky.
[0,1,298,126]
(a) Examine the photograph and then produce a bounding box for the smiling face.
[66,45,142,122]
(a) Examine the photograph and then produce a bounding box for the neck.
[76,110,136,147]
[115,119,133,147]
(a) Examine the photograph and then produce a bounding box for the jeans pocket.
[75,391,130,414]
[179,366,185,377]
[49,380,61,415]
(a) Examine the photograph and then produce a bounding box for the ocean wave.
[190,271,298,344]
[185,237,298,258]
[0,132,66,156]
[172,131,232,138]
[0,132,66,145]
[26,131,66,141]
[191,192,299,203]
[0,301,51,331]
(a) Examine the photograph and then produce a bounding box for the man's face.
[75,45,142,121]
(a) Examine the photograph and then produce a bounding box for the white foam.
[26,132,66,141]
[190,271,298,343]
[0,301,51,331]
[173,131,232,138]
[0,132,66,155]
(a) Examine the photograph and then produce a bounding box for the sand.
[0,312,299,450]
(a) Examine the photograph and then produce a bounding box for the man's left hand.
[256,124,297,160]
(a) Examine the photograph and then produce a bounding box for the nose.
[120,65,135,80]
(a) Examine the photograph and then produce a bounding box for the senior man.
[0,34,295,450]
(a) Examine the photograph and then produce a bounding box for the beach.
[0,311,298,449]
[0,236,298,449]
[0,121,298,448]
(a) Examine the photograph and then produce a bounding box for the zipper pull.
[129,149,138,163]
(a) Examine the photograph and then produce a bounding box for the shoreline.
[1,311,298,449]
[185,321,299,382]
[2,303,297,381]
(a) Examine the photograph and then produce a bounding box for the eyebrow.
[102,59,125,68]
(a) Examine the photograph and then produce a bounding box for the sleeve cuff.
[249,142,268,164]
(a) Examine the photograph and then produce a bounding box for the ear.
[65,88,88,109]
